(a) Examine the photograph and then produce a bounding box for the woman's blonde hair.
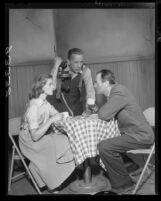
[29,74,53,100]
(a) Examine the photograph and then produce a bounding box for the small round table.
[52,115,120,194]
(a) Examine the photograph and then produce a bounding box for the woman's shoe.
[47,188,60,194]
[47,185,62,194]
[39,186,47,192]
[52,190,60,194]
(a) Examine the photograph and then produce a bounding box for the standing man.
[50,48,96,116]
[94,69,154,194]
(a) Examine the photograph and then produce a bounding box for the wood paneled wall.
[87,57,155,111]
[9,61,53,118]
[9,56,155,118]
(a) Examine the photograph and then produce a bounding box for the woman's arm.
[30,113,63,141]
[27,105,63,141]
[51,57,62,89]
[30,117,53,141]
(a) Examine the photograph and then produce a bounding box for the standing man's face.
[68,54,84,73]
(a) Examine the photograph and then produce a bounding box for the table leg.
[83,158,92,184]
[68,158,111,194]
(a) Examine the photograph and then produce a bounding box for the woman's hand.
[54,56,62,69]
[50,113,64,123]
[51,56,62,89]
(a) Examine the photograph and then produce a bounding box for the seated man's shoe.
[111,180,135,195]
[126,162,140,174]
[129,167,143,177]
[126,163,143,183]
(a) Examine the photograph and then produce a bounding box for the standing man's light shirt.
[64,64,95,105]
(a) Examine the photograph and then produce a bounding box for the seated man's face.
[94,73,106,95]
[68,54,84,73]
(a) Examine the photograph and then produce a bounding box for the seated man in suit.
[95,69,154,194]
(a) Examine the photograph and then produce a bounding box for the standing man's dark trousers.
[97,134,151,189]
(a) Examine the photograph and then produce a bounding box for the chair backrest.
[9,117,22,136]
[143,107,155,127]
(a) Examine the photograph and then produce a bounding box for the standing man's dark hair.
[67,48,84,60]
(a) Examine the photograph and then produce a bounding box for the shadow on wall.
[9,9,56,65]
[55,9,155,61]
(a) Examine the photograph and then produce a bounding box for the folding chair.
[8,117,42,194]
[127,107,155,194]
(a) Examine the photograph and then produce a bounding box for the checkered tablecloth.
[52,116,120,169]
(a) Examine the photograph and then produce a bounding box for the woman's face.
[42,78,55,95]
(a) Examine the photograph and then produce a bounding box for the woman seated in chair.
[19,57,75,193]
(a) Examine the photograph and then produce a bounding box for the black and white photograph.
[6,2,156,196]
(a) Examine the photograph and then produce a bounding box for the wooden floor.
[7,164,156,196]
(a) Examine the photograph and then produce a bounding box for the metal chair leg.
[20,157,42,194]
[132,145,155,194]
[8,146,15,192]
[15,145,42,194]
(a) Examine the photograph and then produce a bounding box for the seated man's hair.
[67,48,83,59]
[97,69,116,84]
